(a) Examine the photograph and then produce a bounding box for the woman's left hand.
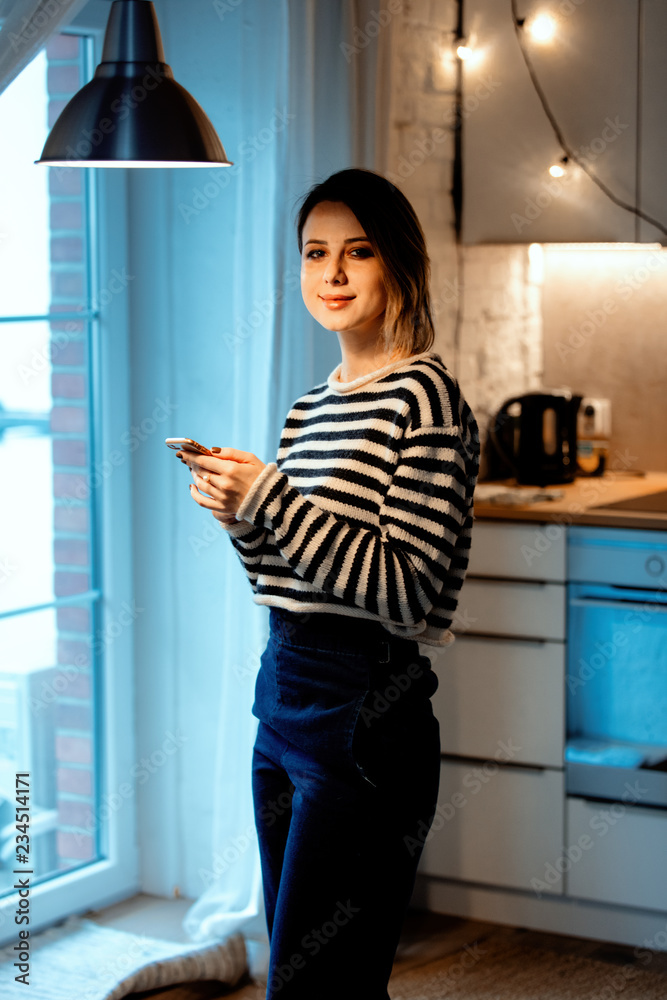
[176,447,266,519]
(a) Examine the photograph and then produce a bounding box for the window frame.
[0,8,138,945]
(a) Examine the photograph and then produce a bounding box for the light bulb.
[549,163,566,178]
[456,44,472,60]
[529,15,556,42]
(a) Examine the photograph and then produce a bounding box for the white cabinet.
[566,797,667,911]
[467,520,566,581]
[418,519,566,889]
[420,761,564,894]
[434,635,564,768]
[460,579,565,640]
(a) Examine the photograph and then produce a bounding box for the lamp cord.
[510,0,667,239]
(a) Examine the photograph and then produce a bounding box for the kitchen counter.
[473,471,667,530]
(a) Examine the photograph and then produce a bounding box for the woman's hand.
[176,447,266,523]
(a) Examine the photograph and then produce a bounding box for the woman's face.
[300,201,388,342]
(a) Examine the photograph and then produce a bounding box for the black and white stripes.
[223,351,480,646]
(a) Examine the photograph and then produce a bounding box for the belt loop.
[378,640,390,664]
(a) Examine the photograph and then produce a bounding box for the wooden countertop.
[473,471,667,530]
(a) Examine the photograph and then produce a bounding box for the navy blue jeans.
[251,606,441,999]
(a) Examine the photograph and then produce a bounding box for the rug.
[0,914,247,1000]
[389,932,667,999]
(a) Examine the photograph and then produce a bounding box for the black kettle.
[489,390,582,486]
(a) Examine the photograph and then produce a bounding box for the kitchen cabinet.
[419,520,566,889]
[432,636,564,767]
[460,579,565,640]
[462,0,667,243]
[419,762,564,893]
[566,797,667,912]
[416,501,667,949]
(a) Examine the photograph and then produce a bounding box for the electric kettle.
[489,389,582,486]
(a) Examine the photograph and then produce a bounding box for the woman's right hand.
[213,512,240,525]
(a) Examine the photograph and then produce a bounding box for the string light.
[548,156,569,178]
[528,14,556,42]
[511,0,667,237]
[456,43,472,60]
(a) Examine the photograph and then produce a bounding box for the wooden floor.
[122,909,667,999]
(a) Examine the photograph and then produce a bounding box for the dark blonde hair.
[296,168,435,358]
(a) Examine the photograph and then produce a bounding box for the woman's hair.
[295,168,435,358]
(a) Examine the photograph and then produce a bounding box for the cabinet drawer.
[456,578,566,640]
[469,520,566,581]
[566,797,667,912]
[433,635,565,768]
[419,761,564,894]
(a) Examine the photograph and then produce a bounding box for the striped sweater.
[223,350,480,646]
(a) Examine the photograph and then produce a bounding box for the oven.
[566,526,667,809]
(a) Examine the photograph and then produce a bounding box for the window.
[0,27,137,941]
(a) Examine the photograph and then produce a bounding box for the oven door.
[566,582,667,808]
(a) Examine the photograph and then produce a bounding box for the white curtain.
[181,0,384,947]
[0,0,88,93]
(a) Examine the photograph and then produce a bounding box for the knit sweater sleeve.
[234,418,477,627]
[219,518,269,594]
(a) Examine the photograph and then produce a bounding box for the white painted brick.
[403,0,432,25]
[384,16,543,435]
[415,92,456,129]
[429,0,457,33]
[430,45,457,92]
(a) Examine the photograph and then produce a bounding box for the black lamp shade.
[36,0,232,167]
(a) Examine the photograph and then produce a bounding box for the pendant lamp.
[36,0,232,167]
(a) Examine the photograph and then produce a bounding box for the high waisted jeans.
[251,606,441,999]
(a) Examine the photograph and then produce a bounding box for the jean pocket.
[273,641,371,764]
[274,640,369,711]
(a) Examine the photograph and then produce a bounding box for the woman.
[175,168,479,999]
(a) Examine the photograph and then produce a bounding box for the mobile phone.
[165,437,212,456]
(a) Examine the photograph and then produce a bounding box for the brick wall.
[382,0,543,478]
[46,33,96,869]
